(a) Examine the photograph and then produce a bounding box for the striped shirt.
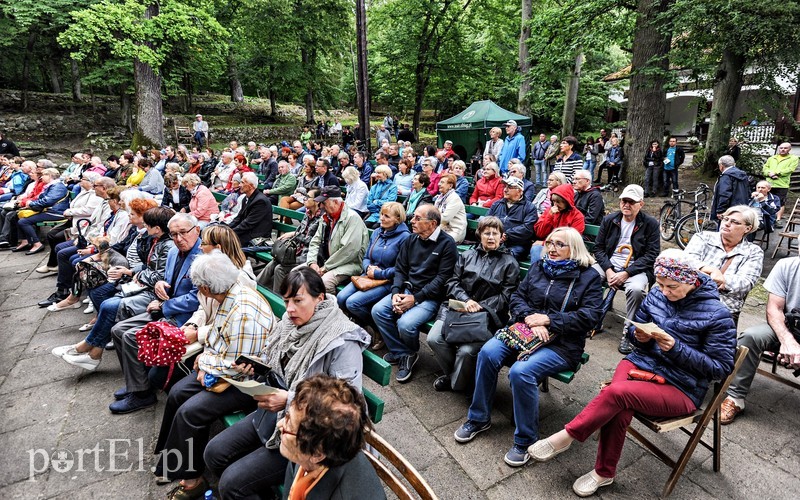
[553,152,583,182]
[199,282,275,377]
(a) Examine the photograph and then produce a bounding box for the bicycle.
[659,189,693,242]
[674,184,715,249]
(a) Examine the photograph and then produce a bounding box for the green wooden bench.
[583,223,600,252]
[36,219,67,228]
[465,205,489,217]
[212,190,227,203]
[222,286,391,427]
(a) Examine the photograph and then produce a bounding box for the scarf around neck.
[542,258,578,278]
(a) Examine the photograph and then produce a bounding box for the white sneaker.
[62,352,101,371]
[36,265,57,274]
[83,303,94,314]
[83,297,90,304]
[51,345,79,358]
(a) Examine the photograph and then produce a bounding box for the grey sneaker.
[618,334,634,355]
[454,420,491,443]
[504,444,531,467]
[396,353,418,383]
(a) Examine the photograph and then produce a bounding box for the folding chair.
[363,428,439,500]
[625,345,749,497]
[771,198,800,258]
[757,352,800,391]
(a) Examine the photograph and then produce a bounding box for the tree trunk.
[21,31,37,111]
[355,0,371,151]
[132,3,164,148]
[228,47,244,103]
[561,51,584,137]
[517,0,532,115]
[702,49,746,173]
[301,48,314,123]
[623,0,673,186]
[268,64,277,118]
[71,60,82,102]
[47,58,62,94]
[120,85,133,132]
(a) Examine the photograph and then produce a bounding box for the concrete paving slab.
[0,420,62,487]
[0,380,74,434]
[0,352,83,395]
[373,406,448,473]
[418,456,486,499]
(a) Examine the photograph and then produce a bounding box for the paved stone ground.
[1,237,799,499]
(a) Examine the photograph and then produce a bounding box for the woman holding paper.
[530,249,736,497]
[427,216,519,392]
[453,227,603,468]
[204,267,371,499]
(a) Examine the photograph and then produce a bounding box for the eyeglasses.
[721,216,747,226]
[411,215,432,222]
[92,183,105,188]
[169,226,196,238]
[544,240,568,250]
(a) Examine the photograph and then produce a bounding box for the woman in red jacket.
[530,183,585,261]
[469,162,504,209]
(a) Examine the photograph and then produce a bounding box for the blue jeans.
[89,282,119,311]
[662,168,679,193]
[533,160,547,186]
[337,282,391,328]
[17,213,65,243]
[85,295,122,348]
[0,193,13,203]
[529,244,544,263]
[371,293,439,357]
[194,131,206,147]
[584,159,596,179]
[468,338,570,447]
[55,241,78,290]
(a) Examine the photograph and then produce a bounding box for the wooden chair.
[626,345,749,498]
[771,198,800,258]
[363,429,438,500]
[174,124,194,145]
[757,352,800,391]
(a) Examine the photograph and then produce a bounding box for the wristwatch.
[184,322,199,329]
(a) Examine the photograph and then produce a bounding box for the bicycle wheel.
[659,203,678,241]
[675,211,716,249]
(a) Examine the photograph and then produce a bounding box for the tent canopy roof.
[435,100,531,130]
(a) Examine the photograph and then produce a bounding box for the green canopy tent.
[435,100,532,166]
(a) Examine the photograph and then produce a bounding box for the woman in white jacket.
[342,166,368,218]
[434,173,467,243]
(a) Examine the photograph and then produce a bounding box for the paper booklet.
[448,299,468,312]
[223,377,281,396]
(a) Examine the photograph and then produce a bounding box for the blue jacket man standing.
[498,120,526,175]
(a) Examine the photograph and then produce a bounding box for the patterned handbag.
[136,321,187,389]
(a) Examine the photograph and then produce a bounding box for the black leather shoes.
[38,292,66,308]
[12,243,31,252]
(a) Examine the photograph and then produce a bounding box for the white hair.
[182,173,201,187]
[222,151,234,160]
[120,188,151,211]
[190,251,239,294]
[82,171,101,182]
[168,212,198,228]
[241,171,259,187]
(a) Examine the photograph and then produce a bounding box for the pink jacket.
[189,185,220,222]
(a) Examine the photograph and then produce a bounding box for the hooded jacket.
[626,274,736,408]
[711,165,751,217]
[534,183,585,239]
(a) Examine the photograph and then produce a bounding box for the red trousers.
[565,359,696,477]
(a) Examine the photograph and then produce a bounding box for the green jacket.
[306,204,369,276]
[762,154,799,188]
[269,173,297,198]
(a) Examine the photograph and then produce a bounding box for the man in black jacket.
[711,155,751,228]
[573,169,605,226]
[259,147,279,189]
[227,172,273,246]
[314,158,340,188]
[593,184,660,354]
[487,176,538,260]
[372,204,458,383]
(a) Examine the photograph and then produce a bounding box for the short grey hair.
[718,155,736,169]
[573,169,592,181]
[82,171,101,183]
[182,173,201,187]
[241,171,259,187]
[168,212,198,229]
[190,251,239,294]
[96,177,116,189]
[38,159,55,169]
[724,205,761,235]
[221,151,234,160]
[120,188,150,210]
[510,162,527,178]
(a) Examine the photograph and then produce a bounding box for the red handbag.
[136,321,187,389]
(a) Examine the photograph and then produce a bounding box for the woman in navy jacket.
[531,249,736,497]
[338,201,410,345]
[454,227,603,468]
[16,168,70,254]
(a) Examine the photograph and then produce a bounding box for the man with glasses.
[109,212,202,414]
[497,120,526,176]
[593,184,660,354]
[372,205,458,383]
[487,176,537,260]
[227,171,272,247]
[573,169,604,226]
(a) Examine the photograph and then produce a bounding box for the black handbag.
[442,310,492,344]
[75,218,91,249]
[272,237,299,266]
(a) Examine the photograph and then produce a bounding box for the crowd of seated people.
[3,130,788,499]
